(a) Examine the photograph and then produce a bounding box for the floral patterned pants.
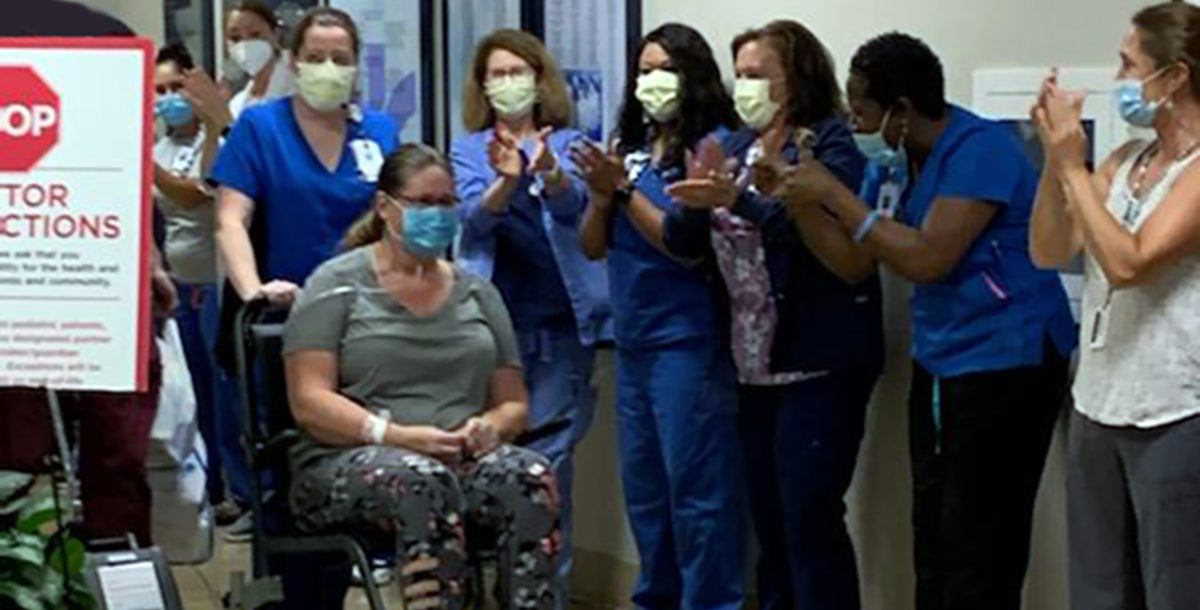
[291,444,560,610]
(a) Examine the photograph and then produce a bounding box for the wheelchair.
[225,298,567,610]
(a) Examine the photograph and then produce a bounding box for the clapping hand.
[181,68,233,132]
[1030,68,1089,172]
[665,136,738,209]
[489,123,524,179]
[570,139,626,199]
[527,127,558,174]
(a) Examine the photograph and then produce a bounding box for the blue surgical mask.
[388,199,460,259]
[155,92,194,128]
[1114,70,1168,128]
[854,110,907,169]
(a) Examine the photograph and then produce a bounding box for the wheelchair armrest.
[514,417,571,447]
[255,429,301,469]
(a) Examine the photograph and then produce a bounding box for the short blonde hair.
[462,29,573,133]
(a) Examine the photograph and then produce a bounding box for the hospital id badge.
[351,139,384,182]
[877,182,902,218]
[1088,302,1112,350]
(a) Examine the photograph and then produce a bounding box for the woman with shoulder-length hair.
[1031,3,1200,608]
[663,19,882,610]
[450,29,611,605]
[574,22,744,610]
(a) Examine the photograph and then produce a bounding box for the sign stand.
[0,36,176,610]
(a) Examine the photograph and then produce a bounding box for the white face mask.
[230,39,274,77]
[486,73,538,120]
[295,59,356,112]
[635,69,682,123]
[734,78,781,131]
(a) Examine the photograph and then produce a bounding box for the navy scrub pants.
[738,369,877,610]
[615,337,745,610]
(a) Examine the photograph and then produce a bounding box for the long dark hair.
[732,20,845,127]
[616,23,737,169]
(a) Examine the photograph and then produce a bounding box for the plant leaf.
[67,578,97,610]
[16,495,57,535]
[0,580,45,610]
[31,566,65,608]
[47,537,87,575]
[0,542,42,567]
[0,472,34,506]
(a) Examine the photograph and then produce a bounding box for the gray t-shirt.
[153,130,217,284]
[283,247,522,466]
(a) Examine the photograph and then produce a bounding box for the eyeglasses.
[388,194,458,209]
[486,66,534,81]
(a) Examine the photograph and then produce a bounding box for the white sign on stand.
[0,38,154,393]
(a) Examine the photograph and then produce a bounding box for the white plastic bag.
[148,319,214,565]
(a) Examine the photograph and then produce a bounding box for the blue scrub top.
[609,149,720,350]
[479,134,575,332]
[209,97,399,284]
[893,106,1076,377]
[453,128,614,346]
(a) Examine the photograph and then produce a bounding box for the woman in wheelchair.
[282,143,560,610]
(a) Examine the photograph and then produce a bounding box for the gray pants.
[1068,410,1200,610]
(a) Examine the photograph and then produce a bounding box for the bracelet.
[360,414,389,445]
[853,210,883,243]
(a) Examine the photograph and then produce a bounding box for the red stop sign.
[0,66,61,172]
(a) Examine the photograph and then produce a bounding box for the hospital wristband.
[853,210,883,243]
[360,414,389,446]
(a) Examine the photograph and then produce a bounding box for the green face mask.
[635,69,682,123]
[295,59,357,111]
[734,78,781,131]
[486,74,538,119]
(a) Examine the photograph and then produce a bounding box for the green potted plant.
[0,472,94,610]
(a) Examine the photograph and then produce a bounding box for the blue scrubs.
[609,149,744,610]
[894,106,1076,375]
[210,98,399,284]
[452,127,612,609]
[881,106,1077,610]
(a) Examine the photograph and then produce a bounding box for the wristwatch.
[612,185,633,209]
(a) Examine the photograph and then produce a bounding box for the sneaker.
[223,511,254,543]
[351,558,395,588]
[214,500,244,526]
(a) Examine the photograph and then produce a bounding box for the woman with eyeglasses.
[575,23,744,610]
[286,144,559,610]
[451,30,611,606]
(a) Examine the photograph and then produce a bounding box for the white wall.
[77,0,165,44]
[573,1,1138,610]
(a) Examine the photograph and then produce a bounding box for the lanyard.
[932,376,942,455]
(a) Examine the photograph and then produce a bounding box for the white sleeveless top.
[1073,140,1200,427]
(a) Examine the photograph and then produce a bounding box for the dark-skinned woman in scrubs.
[661,20,883,610]
[772,32,1076,610]
[574,23,744,610]
[451,29,611,607]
